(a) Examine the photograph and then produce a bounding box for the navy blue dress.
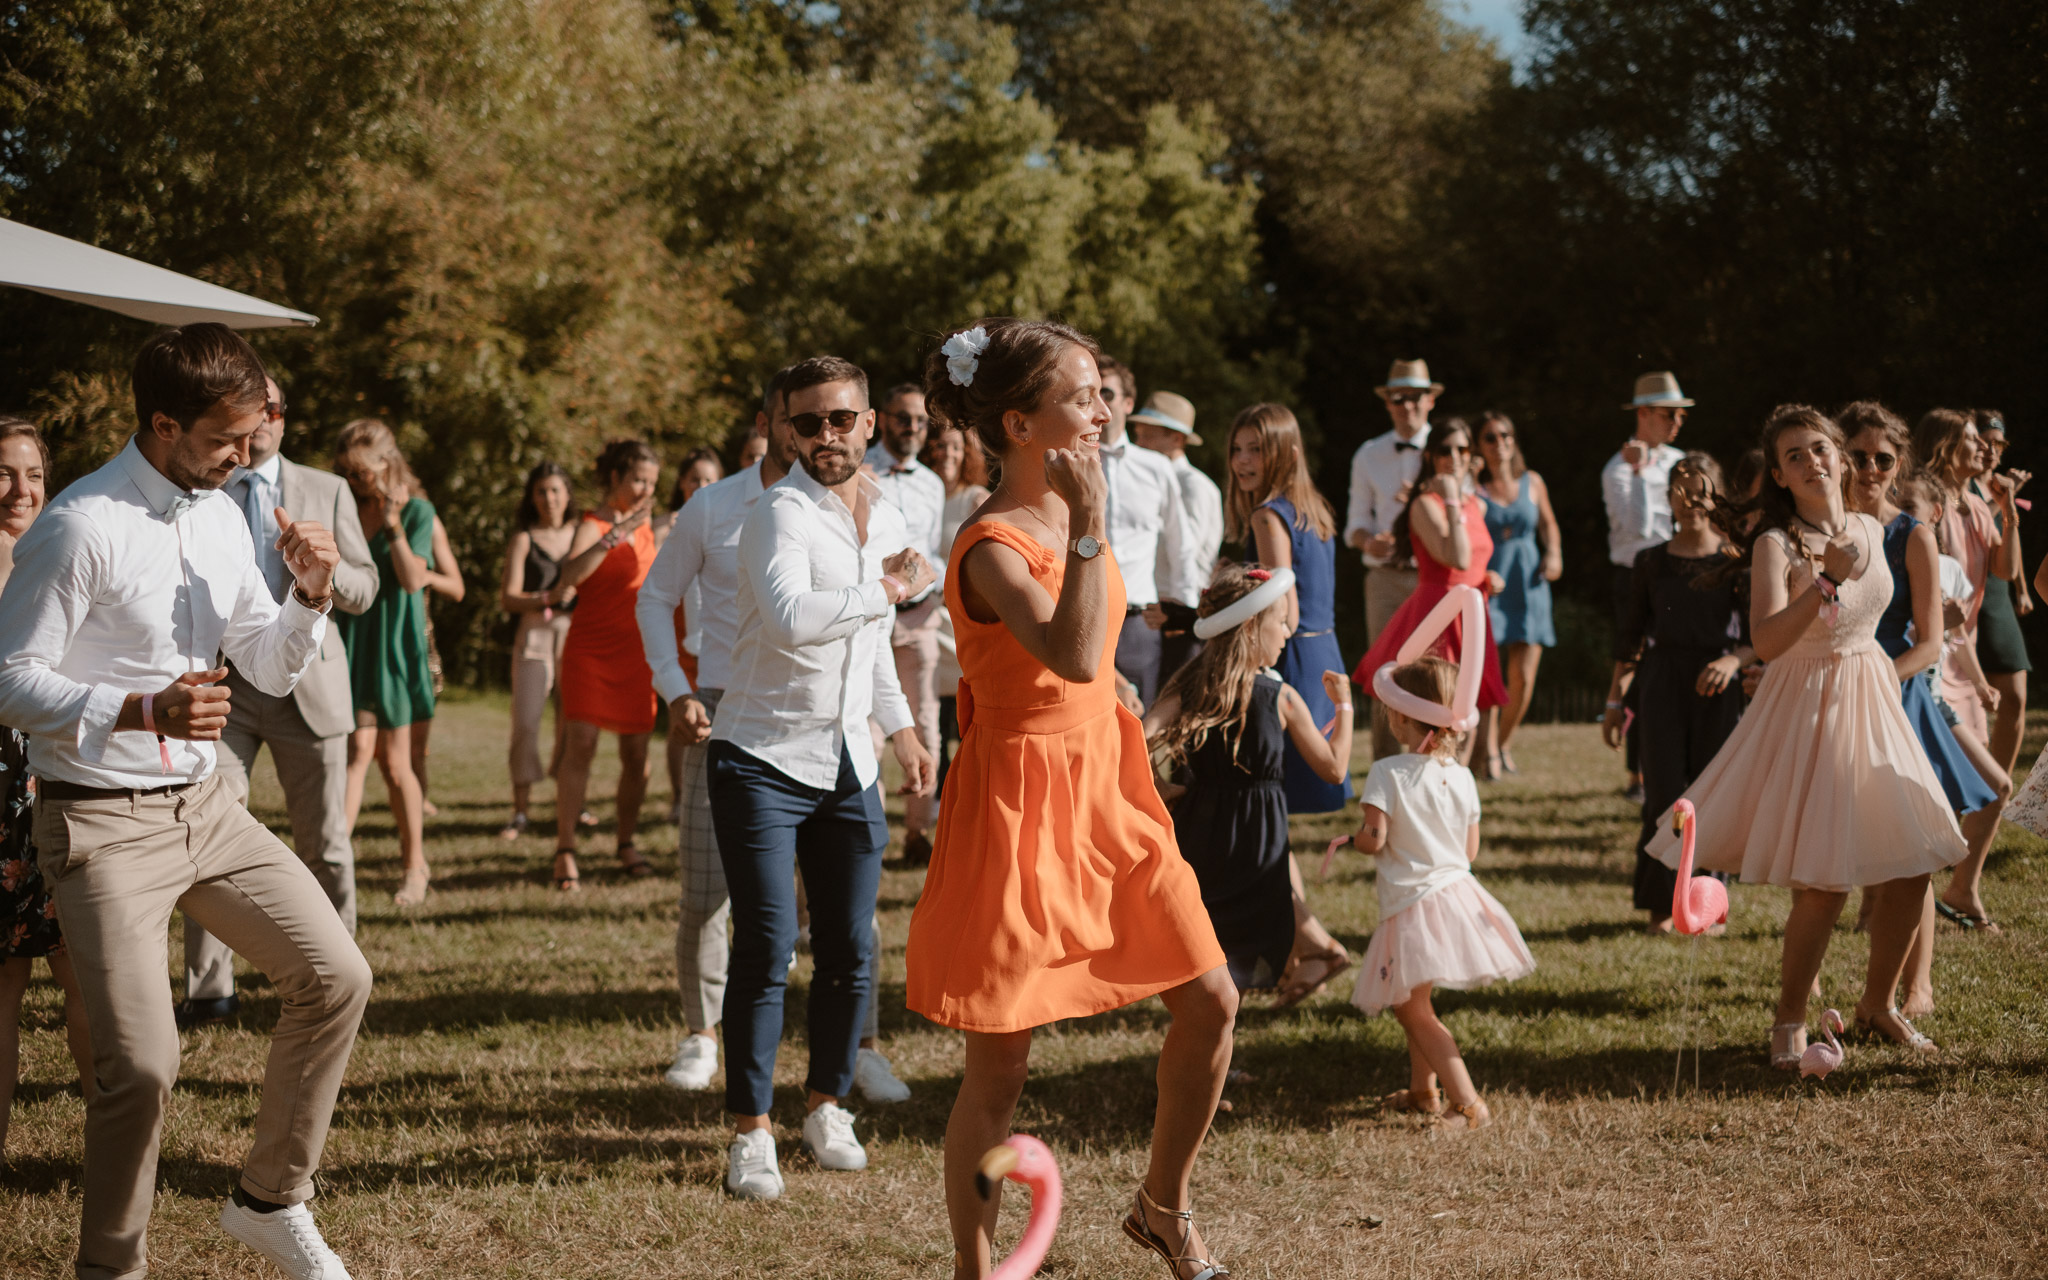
[1481,473,1556,647]
[1173,673,1293,990]
[1877,513,1998,813]
[1251,496,1353,813]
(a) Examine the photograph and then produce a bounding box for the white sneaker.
[726,1128,785,1200]
[220,1199,351,1280]
[663,1035,718,1091]
[801,1101,868,1171]
[853,1047,911,1103]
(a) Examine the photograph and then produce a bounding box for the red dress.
[1352,492,1509,709]
[559,515,660,734]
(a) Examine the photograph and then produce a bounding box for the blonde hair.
[1225,403,1335,543]
[332,418,423,498]
[1148,563,1285,773]
[1375,656,1461,760]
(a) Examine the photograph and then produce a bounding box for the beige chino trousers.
[1364,565,1420,763]
[35,772,372,1280]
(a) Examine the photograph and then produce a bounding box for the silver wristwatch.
[1068,534,1103,560]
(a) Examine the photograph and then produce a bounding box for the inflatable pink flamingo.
[1801,1009,1845,1079]
[1668,799,1728,935]
[976,1135,1063,1280]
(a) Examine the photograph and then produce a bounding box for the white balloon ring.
[1370,584,1486,734]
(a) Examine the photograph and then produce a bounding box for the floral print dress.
[1,726,63,959]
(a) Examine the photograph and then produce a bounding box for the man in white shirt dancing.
[1128,390,1221,679]
[0,325,370,1280]
[1094,357,1201,707]
[707,356,935,1201]
[862,382,948,866]
[181,375,380,1029]
[1602,371,1692,801]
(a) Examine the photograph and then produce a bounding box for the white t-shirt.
[1358,752,1481,918]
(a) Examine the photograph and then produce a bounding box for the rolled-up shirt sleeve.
[0,511,126,756]
[638,500,704,704]
[743,493,891,648]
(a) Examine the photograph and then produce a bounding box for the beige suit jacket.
[225,457,380,739]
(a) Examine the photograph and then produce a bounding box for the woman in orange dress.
[906,319,1238,1280]
[550,439,663,889]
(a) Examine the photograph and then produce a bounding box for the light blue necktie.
[240,472,289,602]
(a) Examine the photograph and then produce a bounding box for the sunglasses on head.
[1850,449,1898,473]
[790,408,867,439]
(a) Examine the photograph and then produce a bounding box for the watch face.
[1073,535,1101,558]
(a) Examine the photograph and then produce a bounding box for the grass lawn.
[6,694,2048,1277]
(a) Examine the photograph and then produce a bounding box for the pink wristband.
[142,693,173,774]
[881,574,906,603]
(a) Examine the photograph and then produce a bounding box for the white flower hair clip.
[942,326,990,387]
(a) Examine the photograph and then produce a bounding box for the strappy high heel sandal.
[1380,1087,1443,1116]
[1123,1185,1231,1280]
[1769,1021,1808,1070]
[551,850,581,893]
[616,844,655,878]
[1850,1007,1939,1055]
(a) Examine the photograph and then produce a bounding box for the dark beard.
[801,446,859,488]
[163,441,230,491]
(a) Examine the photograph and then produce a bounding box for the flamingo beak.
[1671,810,1687,837]
[976,1144,1021,1201]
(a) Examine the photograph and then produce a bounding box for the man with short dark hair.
[0,324,369,1280]
[863,381,947,866]
[179,375,380,1029]
[708,355,936,1200]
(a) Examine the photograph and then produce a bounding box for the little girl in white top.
[1350,656,1535,1129]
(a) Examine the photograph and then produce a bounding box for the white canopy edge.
[0,216,317,329]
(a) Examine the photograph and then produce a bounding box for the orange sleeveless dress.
[559,514,659,735]
[905,522,1225,1033]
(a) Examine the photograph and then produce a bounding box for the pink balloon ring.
[1370,584,1487,734]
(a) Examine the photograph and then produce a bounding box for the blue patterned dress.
[1,726,63,959]
[1480,473,1556,647]
[1250,497,1354,813]
[1877,513,1998,813]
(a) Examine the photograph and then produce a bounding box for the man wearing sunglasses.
[1603,371,1693,804]
[179,375,380,1031]
[1345,358,1441,643]
[707,355,936,1201]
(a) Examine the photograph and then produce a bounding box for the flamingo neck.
[988,1175,1063,1280]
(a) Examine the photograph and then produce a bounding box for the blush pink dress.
[1645,514,1966,889]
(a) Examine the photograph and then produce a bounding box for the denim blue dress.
[1251,497,1354,813]
[1481,473,1556,647]
[1878,513,1997,813]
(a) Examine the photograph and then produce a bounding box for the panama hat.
[1623,371,1695,410]
[1128,391,1201,446]
[1375,359,1444,400]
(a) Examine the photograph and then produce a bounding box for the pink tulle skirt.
[1350,874,1535,1015]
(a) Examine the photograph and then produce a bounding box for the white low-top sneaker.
[801,1101,868,1172]
[853,1046,911,1103]
[663,1035,718,1091]
[726,1128,785,1200]
[220,1199,351,1280]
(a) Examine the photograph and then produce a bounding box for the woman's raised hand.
[1821,531,1861,583]
[1044,447,1106,526]
[1426,472,1463,504]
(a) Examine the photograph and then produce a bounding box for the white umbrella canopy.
[0,216,317,329]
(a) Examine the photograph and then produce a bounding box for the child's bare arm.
[1277,679,1354,784]
[1140,690,1181,739]
[1465,822,1481,863]
[1354,803,1389,853]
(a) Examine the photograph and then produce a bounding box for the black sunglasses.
[1387,392,1428,406]
[790,409,867,439]
[1850,449,1898,473]
[1480,432,1513,445]
[265,399,286,418]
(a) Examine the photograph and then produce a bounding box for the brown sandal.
[1122,1185,1231,1279]
[616,845,655,879]
[1271,944,1352,1010]
[551,850,581,893]
[1381,1087,1443,1116]
[1439,1098,1491,1131]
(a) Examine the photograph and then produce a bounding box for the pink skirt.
[1350,874,1535,1015]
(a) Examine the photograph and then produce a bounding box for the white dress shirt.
[636,462,769,704]
[1345,424,1431,566]
[1170,454,1224,592]
[1101,436,1199,607]
[0,438,328,788]
[711,465,915,790]
[864,443,947,582]
[1601,441,1685,567]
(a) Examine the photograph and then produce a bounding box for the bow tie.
[163,494,200,523]
[1393,441,1419,453]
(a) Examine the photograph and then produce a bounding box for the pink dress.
[1351,492,1509,709]
[1936,492,1997,743]
[1645,514,1966,889]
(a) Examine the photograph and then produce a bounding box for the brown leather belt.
[39,778,195,802]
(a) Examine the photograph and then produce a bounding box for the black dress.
[1,726,63,959]
[1619,545,1747,913]
[1171,672,1294,990]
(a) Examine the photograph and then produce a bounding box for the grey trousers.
[186,670,356,1001]
[1364,565,1420,762]
[676,688,730,1034]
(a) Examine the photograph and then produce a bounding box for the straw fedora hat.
[1375,358,1444,400]
[1127,391,1200,446]
[1622,371,1695,410]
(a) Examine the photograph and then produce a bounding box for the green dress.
[338,497,438,729]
